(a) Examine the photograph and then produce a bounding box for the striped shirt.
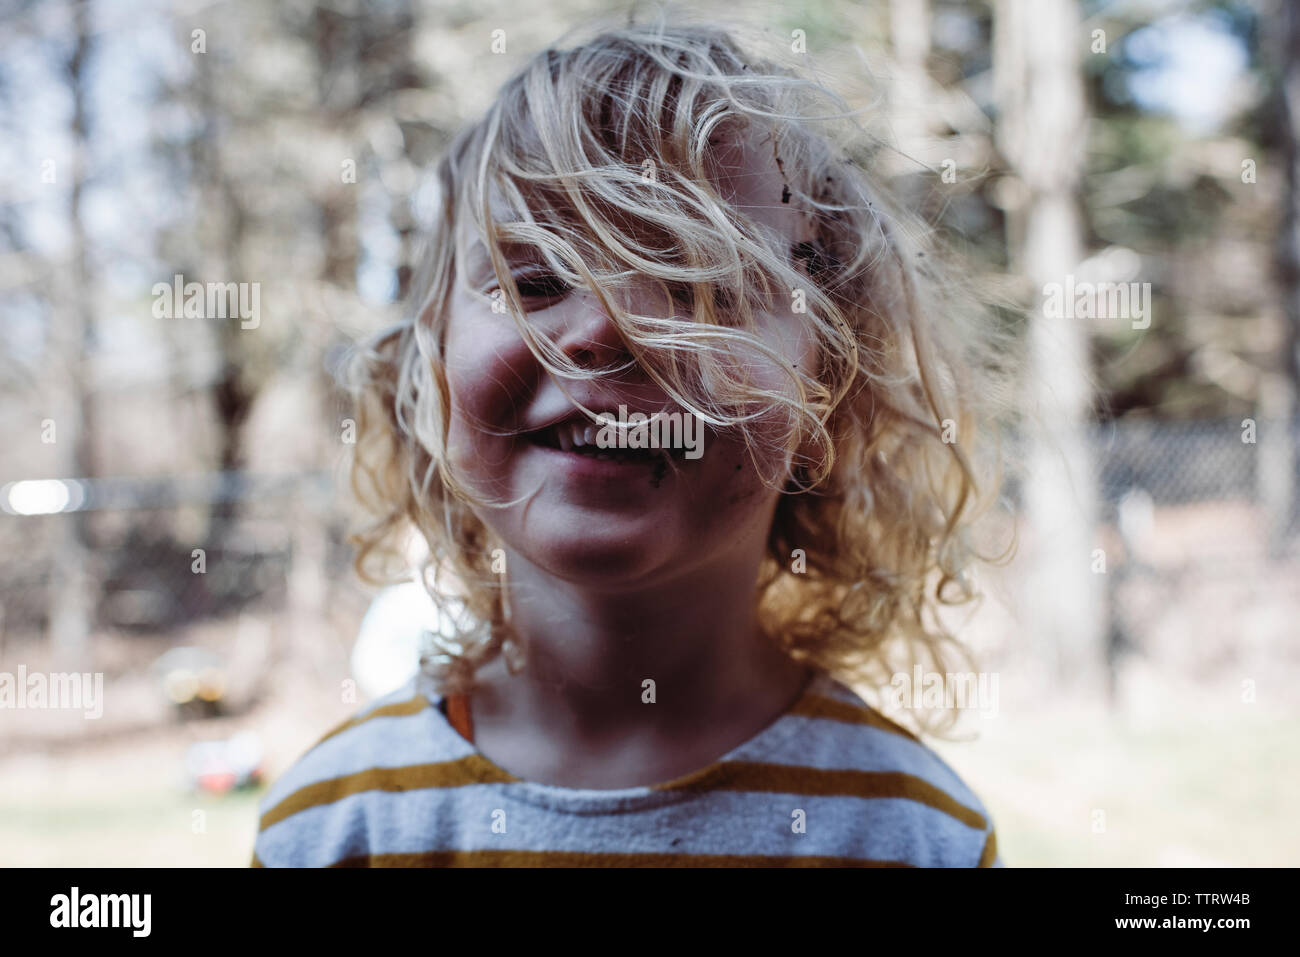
[252,669,1002,867]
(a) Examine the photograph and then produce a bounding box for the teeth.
[542,418,663,457]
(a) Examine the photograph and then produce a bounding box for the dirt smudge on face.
[650,454,669,489]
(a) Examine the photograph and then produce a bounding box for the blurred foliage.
[0,0,1289,479]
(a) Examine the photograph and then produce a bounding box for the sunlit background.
[2,0,1297,867]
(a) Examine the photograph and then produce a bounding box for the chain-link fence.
[0,472,358,648]
[0,417,1296,669]
[1094,417,1300,684]
[1097,417,1297,519]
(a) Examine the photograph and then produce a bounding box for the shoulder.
[251,677,466,867]
[742,671,1003,867]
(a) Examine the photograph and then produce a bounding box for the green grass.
[5,701,1296,867]
[0,787,265,867]
[934,706,1300,867]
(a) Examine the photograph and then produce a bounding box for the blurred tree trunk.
[49,0,95,658]
[190,36,254,553]
[276,4,371,670]
[890,0,932,159]
[1269,0,1300,549]
[994,0,1105,696]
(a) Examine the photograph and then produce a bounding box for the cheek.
[706,313,817,484]
[757,296,819,382]
[677,441,782,558]
[443,313,539,475]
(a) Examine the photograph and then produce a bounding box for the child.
[253,13,1012,867]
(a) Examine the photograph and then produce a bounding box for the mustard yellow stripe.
[329,849,911,868]
[258,755,519,832]
[304,693,431,756]
[659,761,986,831]
[789,694,921,743]
[263,756,985,835]
[250,851,264,868]
[977,829,998,867]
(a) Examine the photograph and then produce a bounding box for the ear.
[780,426,824,493]
[793,204,818,246]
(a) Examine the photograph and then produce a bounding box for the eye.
[514,268,572,301]
[667,282,737,317]
[487,268,573,310]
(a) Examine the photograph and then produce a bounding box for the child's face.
[442,130,816,587]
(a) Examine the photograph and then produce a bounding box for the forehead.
[705,124,811,251]
[454,122,809,277]
[454,193,534,287]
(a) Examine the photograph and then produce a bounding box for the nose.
[551,287,633,372]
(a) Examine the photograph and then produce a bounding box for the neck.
[475,538,805,742]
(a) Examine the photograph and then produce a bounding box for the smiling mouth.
[528,421,689,465]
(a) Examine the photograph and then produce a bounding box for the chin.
[521,521,680,588]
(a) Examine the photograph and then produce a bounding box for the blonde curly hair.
[343,12,1017,734]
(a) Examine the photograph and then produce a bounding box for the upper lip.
[523,409,603,435]
[521,390,675,435]
[522,405,701,437]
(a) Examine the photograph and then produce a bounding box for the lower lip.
[528,442,685,481]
